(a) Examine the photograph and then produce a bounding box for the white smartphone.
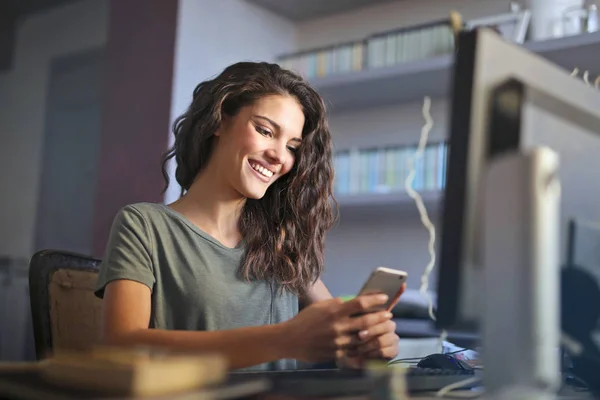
[357,267,408,312]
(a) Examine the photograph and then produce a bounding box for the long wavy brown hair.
[161,62,337,295]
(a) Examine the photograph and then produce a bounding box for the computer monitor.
[437,28,600,331]
[436,27,600,394]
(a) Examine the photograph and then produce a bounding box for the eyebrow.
[254,115,302,143]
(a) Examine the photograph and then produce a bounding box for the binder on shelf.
[332,142,449,198]
[352,42,365,71]
[277,17,458,80]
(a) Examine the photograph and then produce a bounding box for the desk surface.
[411,386,592,399]
[0,363,594,400]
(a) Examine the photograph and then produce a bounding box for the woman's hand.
[281,293,393,363]
[336,283,406,368]
[337,319,399,369]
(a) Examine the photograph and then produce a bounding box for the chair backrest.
[28,249,102,360]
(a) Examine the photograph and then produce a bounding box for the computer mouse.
[416,353,473,371]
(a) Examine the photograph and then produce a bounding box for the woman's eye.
[256,126,272,137]
[287,146,298,153]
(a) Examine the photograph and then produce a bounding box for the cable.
[583,70,590,86]
[404,96,436,321]
[404,96,448,346]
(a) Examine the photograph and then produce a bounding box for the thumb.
[387,283,407,311]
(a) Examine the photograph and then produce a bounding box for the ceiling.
[246,0,398,21]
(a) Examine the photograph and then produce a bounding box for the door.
[34,47,106,255]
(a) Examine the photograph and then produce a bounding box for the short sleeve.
[94,205,155,299]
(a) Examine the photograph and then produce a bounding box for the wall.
[294,0,514,295]
[164,0,297,203]
[0,0,109,259]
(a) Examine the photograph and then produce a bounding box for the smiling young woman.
[94,62,400,371]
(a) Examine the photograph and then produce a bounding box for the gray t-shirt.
[94,202,299,371]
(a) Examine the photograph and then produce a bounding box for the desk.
[409,385,592,399]
[0,363,594,400]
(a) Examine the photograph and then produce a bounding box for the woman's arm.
[101,279,393,370]
[301,279,333,305]
[101,280,289,370]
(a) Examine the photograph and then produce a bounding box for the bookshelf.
[308,31,600,112]
[314,30,600,216]
[333,142,447,218]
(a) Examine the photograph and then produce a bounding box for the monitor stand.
[482,147,562,400]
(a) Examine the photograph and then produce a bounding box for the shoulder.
[107,203,171,246]
[113,202,167,227]
[111,202,190,247]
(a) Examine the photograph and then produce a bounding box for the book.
[37,346,228,397]
[0,367,269,400]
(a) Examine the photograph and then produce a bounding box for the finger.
[338,293,389,316]
[357,333,399,354]
[357,320,396,342]
[345,332,398,357]
[344,310,392,333]
[333,333,362,349]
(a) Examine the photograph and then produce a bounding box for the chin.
[238,185,269,200]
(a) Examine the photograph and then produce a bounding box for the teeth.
[250,162,273,178]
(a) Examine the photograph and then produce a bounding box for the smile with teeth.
[249,161,274,178]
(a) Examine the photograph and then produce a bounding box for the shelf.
[309,31,600,112]
[334,190,443,219]
[246,0,396,21]
[527,31,600,76]
[313,55,452,112]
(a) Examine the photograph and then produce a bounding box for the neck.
[168,164,245,248]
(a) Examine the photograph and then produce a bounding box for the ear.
[214,114,230,137]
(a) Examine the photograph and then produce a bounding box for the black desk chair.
[28,249,102,360]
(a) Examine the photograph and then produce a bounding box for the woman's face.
[213,94,305,199]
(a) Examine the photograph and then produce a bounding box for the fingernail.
[386,312,393,319]
[378,294,389,302]
[359,330,369,338]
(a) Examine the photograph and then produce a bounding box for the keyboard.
[229,367,481,396]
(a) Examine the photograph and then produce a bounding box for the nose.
[265,143,287,165]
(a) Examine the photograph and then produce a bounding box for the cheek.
[282,156,296,176]
[231,127,261,154]
[238,137,258,154]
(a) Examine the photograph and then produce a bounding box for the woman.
[94,61,400,371]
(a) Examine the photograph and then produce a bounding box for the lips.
[248,159,275,182]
